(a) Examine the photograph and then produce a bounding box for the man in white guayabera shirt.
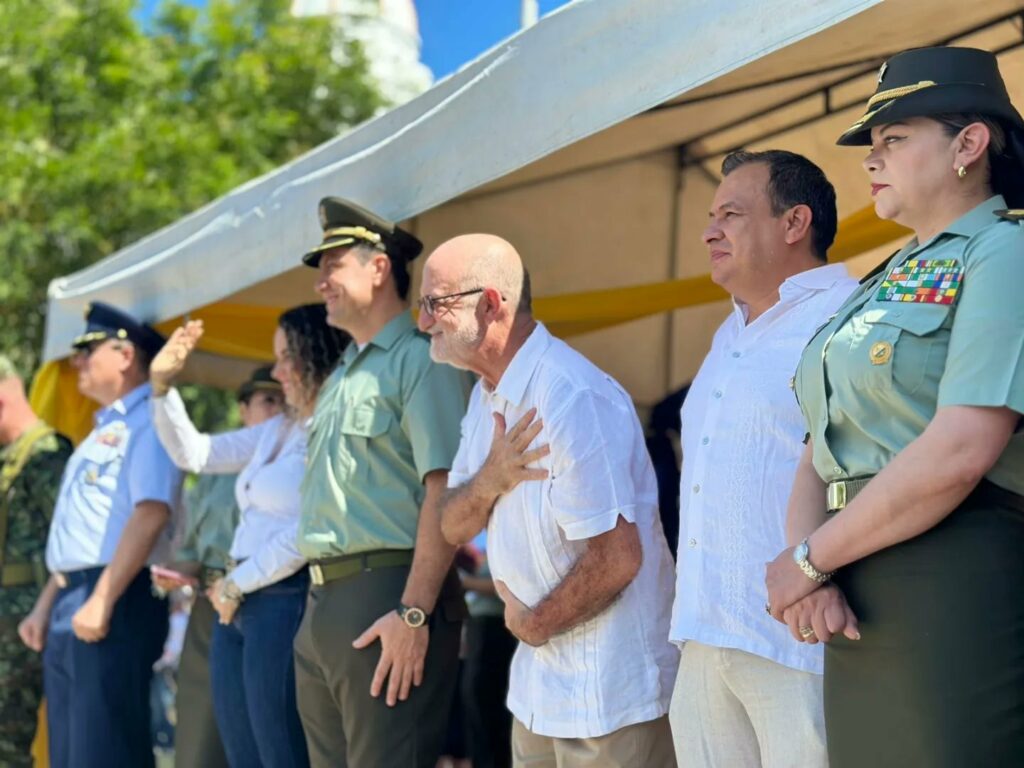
[419,234,679,767]
[669,150,860,767]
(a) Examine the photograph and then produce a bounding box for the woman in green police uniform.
[764,46,1024,766]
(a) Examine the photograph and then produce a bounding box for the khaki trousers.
[669,641,827,768]
[512,716,676,768]
[293,564,464,768]
[174,597,228,768]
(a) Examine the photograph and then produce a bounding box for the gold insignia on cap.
[877,61,887,84]
[323,226,382,245]
[867,80,936,110]
[870,341,893,365]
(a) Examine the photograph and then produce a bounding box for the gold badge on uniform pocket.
[870,341,893,365]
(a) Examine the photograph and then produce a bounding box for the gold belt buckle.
[309,563,324,586]
[827,481,848,512]
[54,572,68,589]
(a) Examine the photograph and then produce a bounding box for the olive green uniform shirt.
[0,422,72,765]
[298,311,472,559]
[796,195,1024,494]
[176,472,239,570]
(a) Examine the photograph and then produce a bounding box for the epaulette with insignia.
[995,209,1024,222]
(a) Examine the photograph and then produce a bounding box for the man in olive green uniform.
[294,198,471,768]
[0,356,73,766]
[157,366,284,768]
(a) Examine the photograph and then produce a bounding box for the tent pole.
[663,145,688,400]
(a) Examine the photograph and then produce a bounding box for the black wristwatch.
[398,603,429,628]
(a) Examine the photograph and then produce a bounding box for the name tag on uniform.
[877,259,963,305]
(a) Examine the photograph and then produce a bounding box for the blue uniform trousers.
[44,568,168,768]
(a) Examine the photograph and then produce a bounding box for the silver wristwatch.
[218,578,244,604]
[793,538,833,583]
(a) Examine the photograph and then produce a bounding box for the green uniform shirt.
[298,311,472,560]
[176,472,239,570]
[0,422,72,603]
[0,425,69,768]
[796,195,1024,494]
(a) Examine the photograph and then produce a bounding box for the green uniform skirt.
[825,480,1024,767]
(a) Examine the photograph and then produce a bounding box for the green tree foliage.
[0,0,384,417]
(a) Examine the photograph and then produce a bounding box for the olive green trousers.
[175,597,228,768]
[293,563,464,768]
[825,480,1024,767]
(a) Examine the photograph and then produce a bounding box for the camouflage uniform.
[0,423,73,766]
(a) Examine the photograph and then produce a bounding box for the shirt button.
[731,351,741,358]
[688,538,697,548]
[701,437,709,445]
[713,390,723,399]
[693,484,701,494]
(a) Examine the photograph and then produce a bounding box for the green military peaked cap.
[301,197,423,268]
[236,365,281,401]
[837,46,1024,146]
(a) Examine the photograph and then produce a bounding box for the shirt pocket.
[77,441,124,490]
[337,404,393,480]
[858,304,950,395]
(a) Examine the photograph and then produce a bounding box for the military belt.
[1,563,37,587]
[826,476,874,513]
[309,550,414,587]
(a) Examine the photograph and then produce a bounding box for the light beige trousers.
[669,641,827,768]
[512,715,676,768]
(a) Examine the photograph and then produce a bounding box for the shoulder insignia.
[995,209,1024,222]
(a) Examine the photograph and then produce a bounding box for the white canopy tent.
[41,0,1024,413]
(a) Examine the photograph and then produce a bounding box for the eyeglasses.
[72,340,118,359]
[417,288,485,318]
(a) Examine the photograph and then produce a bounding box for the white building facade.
[291,0,433,106]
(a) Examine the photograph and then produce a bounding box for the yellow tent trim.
[31,205,909,441]
[29,358,98,446]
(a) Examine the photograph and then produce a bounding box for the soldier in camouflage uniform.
[0,355,72,766]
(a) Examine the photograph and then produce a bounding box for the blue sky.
[137,1,572,79]
[417,1,570,78]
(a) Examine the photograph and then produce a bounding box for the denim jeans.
[210,569,310,768]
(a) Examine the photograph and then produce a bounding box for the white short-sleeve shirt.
[670,263,858,674]
[449,323,679,739]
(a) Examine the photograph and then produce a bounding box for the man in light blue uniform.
[42,302,182,768]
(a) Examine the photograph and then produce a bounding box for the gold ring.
[798,626,815,639]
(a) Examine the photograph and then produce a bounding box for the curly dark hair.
[278,304,351,403]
